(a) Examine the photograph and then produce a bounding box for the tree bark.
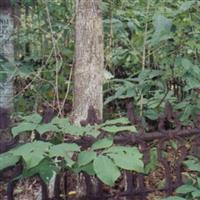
[0,2,14,111]
[72,0,104,124]
[0,0,15,143]
[72,0,104,199]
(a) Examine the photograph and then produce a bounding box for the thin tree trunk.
[0,2,14,110]
[0,1,14,141]
[72,0,104,124]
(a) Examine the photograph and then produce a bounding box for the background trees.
[0,0,198,124]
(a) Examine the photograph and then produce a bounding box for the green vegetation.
[0,0,200,199]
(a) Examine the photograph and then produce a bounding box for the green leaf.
[178,1,194,13]
[0,153,20,171]
[181,58,193,70]
[104,146,143,172]
[0,69,7,82]
[36,124,60,135]
[51,117,71,128]
[11,141,52,169]
[78,151,96,167]
[179,106,192,122]
[108,153,144,172]
[101,117,130,126]
[92,138,113,150]
[197,177,200,188]
[104,146,142,159]
[85,128,101,137]
[49,143,80,154]
[64,155,75,167]
[151,14,172,45]
[21,113,42,124]
[73,162,96,176]
[23,159,59,184]
[125,87,136,98]
[127,21,136,32]
[52,117,87,136]
[162,197,186,200]
[183,157,200,172]
[12,141,51,155]
[185,77,200,90]
[62,124,87,136]
[144,110,159,120]
[49,143,80,167]
[144,148,158,174]
[12,122,38,137]
[93,155,120,186]
[176,184,197,194]
[24,153,45,169]
[192,190,200,198]
[101,125,137,134]
[104,95,118,105]
[54,122,99,137]
[82,125,101,137]
[17,64,34,78]
[80,162,96,176]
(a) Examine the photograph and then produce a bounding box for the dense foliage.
[1,113,141,186]
[1,0,199,122]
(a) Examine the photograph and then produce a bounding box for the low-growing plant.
[0,113,147,186]
[163,156,200,200]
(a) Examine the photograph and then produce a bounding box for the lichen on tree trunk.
[72,0,104,124]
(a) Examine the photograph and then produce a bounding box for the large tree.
[72,0,104,198]
[72,0,104,124]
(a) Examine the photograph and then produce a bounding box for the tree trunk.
[0,1,14,141]
[0,1,14,110]
[72,0,104,124]
[72,0,104,199]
